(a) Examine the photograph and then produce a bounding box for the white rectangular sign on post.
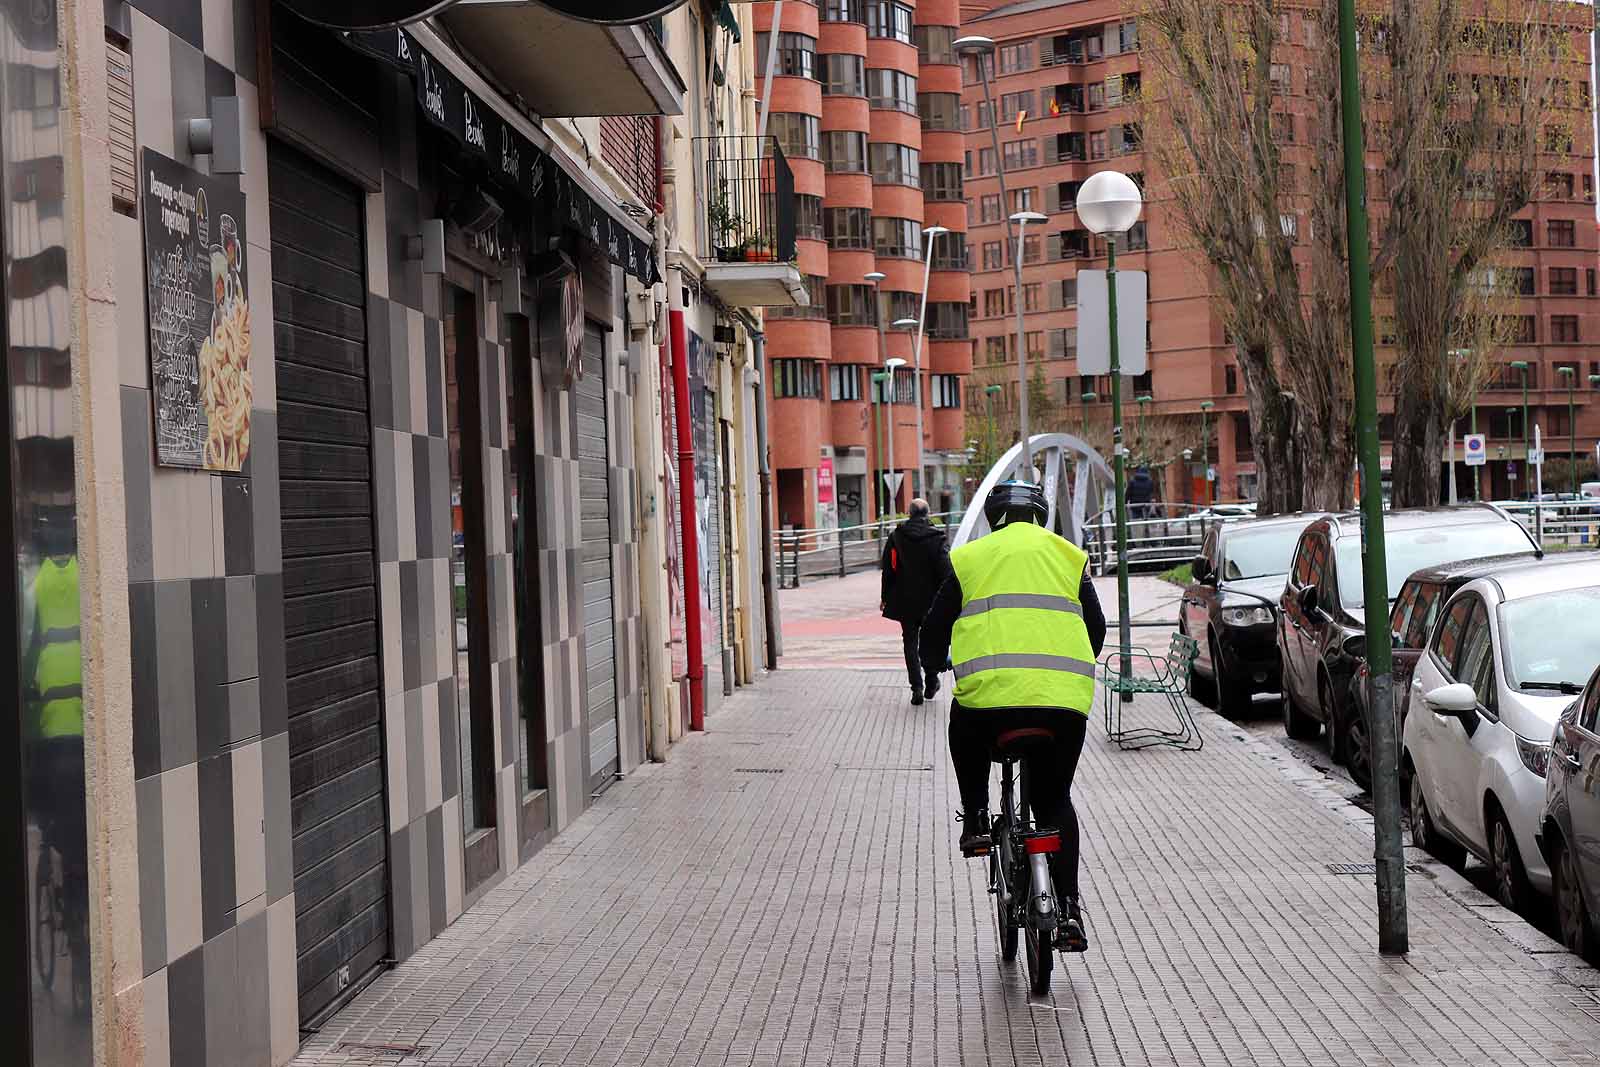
[1076,269,1148,376]
[1464,433,1487,467]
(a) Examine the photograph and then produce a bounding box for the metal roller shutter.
[269,143,389,1026]
[575,325,619,789]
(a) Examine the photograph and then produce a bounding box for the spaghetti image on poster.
[142,149,252,470]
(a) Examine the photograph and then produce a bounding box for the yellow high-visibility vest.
[33,555,82,739]
[949,521,1096,713]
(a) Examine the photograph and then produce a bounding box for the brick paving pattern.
[294,576,1600,1067]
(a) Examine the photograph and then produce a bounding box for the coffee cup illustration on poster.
[141,148,252,471]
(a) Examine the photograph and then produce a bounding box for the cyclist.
[919,480,1106,951]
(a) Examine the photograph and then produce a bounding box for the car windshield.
[1221,525,1307,580]
[1499,586,1600,691]
[1334,522,1532,608]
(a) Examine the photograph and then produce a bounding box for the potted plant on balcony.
[744,234,776,262]
[709,193,748,263]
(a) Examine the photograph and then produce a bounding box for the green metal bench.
[1098,633,1203,751]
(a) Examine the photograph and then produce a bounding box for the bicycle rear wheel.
[1025,922,1053,995]
[991,849,1018,961]
[34,857,55,991]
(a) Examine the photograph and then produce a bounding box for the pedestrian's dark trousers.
[900,620,923,692]
[948,702,1088,896]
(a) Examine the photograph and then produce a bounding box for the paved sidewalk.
[294,580,1600,1067]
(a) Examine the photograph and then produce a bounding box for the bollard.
[838,529,847,577]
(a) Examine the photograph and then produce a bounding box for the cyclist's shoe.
[925,675,940,701]
[958,809,992,856]
[1056,897,1089,952]
[911,687,925,706]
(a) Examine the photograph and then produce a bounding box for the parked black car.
[1179,513,1319,715]
[1277,506,1538,760]
[1540,662,1600,962]
[1343,553,1538,790]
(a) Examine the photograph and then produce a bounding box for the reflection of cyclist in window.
[920,482,1106,951]
[24,507,88,1007]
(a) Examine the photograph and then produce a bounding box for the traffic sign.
[1076,270,1149,376]
[1206,466,1217,482]
[1464,433,1487,467]
[1529,448,1545,466]
[882,472,904,496]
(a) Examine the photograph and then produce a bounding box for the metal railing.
[1490,500,1600,551]
[775,511,966,588]
[699,135,796,265]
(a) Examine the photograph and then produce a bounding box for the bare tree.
[1140,0,1354,512]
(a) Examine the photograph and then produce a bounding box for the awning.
[344,25,660,285]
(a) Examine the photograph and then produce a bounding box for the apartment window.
[822,130,868,172]
[1591,361,1600,388]
[1546,125,1575,154]
[865,0,913,42]
[921,161,963,201]
[983,289,1006,317]
[768,112,820,159]
[826,284,877,326]
[867,68,918,112]
[1508,219,1533,246]
[1589,268,1596,297]
[774,359,822,398]
[998,40,1034,73]
[1508,316,1537,344]
[1125,221,1148,250]
[819,53,866,96]
[1002,138,1038,169]
[1058,278,1077,308]
[1087,83,1105,111]
[829,363,862,401]
[1047,327,1077,358]
[1022,283,1041,311]
[983,336,1007,363]
[1270,111,1295,141]
[926,302,969,339]
[755,32,818,79]
[1548,171,1576,199]
[979,194,1002,223]
[823,206,872,250]
[794,194,824,240]
[878,290,918,325]
[1225,365,1238,394]
[914,24,956,65]
[823,0,863,22]
[964,150,973,177]
[1550,267,1578,295]
[1552,314,1580,343]
[1000,91,1035,120]
[769,274,827,320]
[1021,235,1041,264]
[1270,63,1291,95]
[1060,229,1091,258]
[873,216,921,258]
[931,374,962,409]
[981,242,1003,270]
[1113,123,1142,155]
[869,143,920,186]
[978,147,997,175]
[1089,131,1107,160]
[919,92,961,130]
[1512,267,1535,295]
[1119,19,1139,52]
[1009,187,1037,213]
[1057,133,1085,162]
[931,232,967,270]
[1586,173,1595,201]
[1548,219,1576,247]
[961,51,995,85]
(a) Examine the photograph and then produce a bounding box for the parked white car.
[1403,554,1600,909]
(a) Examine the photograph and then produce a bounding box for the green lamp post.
[1509,359,1531,466]
[1135,394,1153,465]
[1558,366,1576,492]
[871,371,890,521]
[1080,390,1098,439]
[984,383,1003,467]
[1199,400,1215,504]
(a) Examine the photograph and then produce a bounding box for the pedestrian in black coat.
[880,499,952,705]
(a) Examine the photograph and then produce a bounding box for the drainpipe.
[749,327,781,667]
[669,268,706,729]
[642,115,671,760]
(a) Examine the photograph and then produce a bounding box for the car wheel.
[1211,636,1250,716]
[1184,623,1215,705]
[1345,702,1373,794]
[1407,766,1465,869]
[1283,683,1321,741]
[1488,805,1532,912]
[1321,675,1348,765]
[1553,838,1596,962]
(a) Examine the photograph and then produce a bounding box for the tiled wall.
[114,4,649,1064]
[118,2,299,1065]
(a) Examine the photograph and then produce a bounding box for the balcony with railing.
[698,135,804,308]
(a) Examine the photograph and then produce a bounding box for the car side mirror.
[1191,555,1214,584]
[1392,631,1404,649]
[1298,585,1319,616]
[1423,683,1481,735]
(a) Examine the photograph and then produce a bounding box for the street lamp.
[885,356,908,514]
[985,383,1003,466]
[910,226,949,499]
[893,313,928,503]
[1199,400,1215,504]
[1182,447,1194,505]
[1558,365,1576,493]
[1075,168,1143,700]
[871,370,891,522]
[1509,359,1530,468]
[1080,390,1098,438]
[1135,394,1153,464]
[1010,210,1048,475]
[865,271,889,521]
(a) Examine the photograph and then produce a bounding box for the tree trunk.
[1245,383,1300,516]
[1391,392,1444,508]
[1298,404,1356,511]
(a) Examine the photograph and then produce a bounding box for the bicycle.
[34,837,62,991]
[970,726,1080,996]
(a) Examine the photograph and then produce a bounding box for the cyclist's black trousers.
[948,702,1088,896]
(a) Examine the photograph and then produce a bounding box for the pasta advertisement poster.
[142,149,252,471]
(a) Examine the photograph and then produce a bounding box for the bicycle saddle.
[993,727,1056,757]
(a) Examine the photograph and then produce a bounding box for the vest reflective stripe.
[953,653,1096,680]
[959,593,1082,620]
[42,626,80,643]
[39,683,83,703]
[949,522,1096,712]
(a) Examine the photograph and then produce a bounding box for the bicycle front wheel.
[1025,923,1053,995]
[991,850,1018,962]
[34,860,55,990]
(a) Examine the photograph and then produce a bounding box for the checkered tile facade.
[110,3,651,1064]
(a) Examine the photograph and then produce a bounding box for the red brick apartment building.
[962,0,1600,502]
[756,0,975,531]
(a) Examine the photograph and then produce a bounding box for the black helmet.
[984,480,1047,530]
